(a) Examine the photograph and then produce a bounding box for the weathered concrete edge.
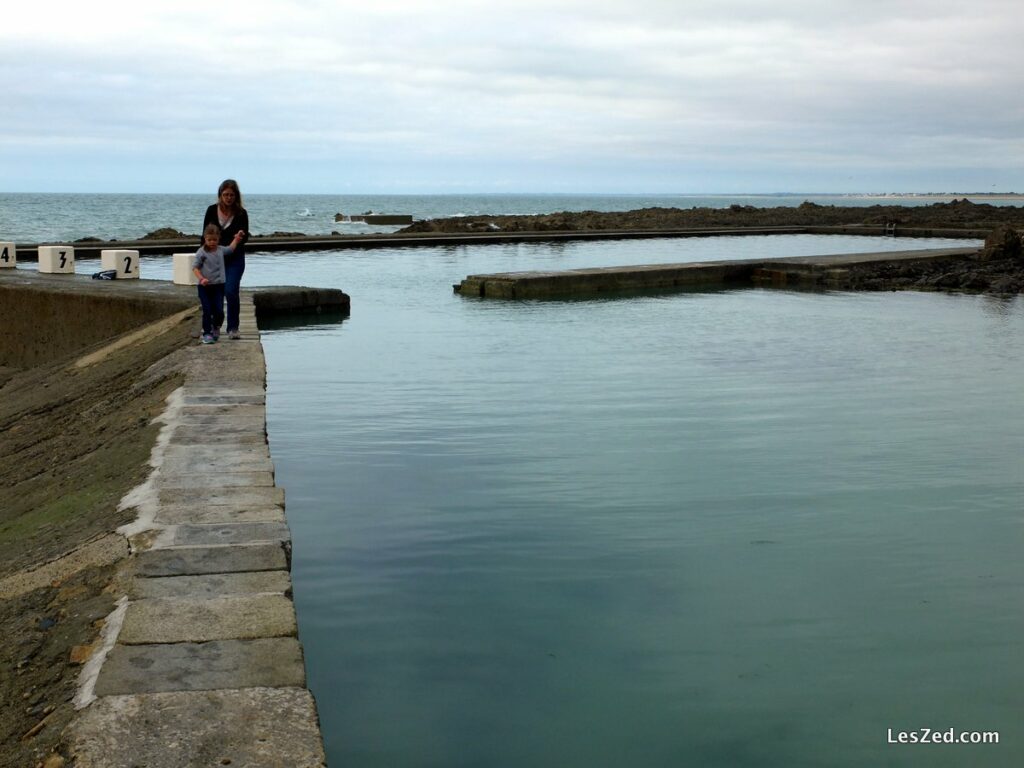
[12,224,987,258]
[453,246,982,299]
[65,291,328,766]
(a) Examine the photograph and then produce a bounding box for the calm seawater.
[0,191,1019,242]
[224,234,1017,767]
[26,226,1021,765]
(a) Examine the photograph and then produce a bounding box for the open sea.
[6,194,1023,766]
[0,191,1020,243]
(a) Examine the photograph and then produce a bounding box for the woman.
[202,179,250,339]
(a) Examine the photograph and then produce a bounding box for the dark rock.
[980,224,1022,262]
[142,228,190,240]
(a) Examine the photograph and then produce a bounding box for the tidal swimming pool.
[248,235,1021,767]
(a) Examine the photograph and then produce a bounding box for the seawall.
[0,270,346,766]
[454,247,982,299]
[11,224,988,259]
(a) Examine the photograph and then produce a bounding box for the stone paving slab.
[182,384,266,395]
[181,397,268,409]
[120,594,297,644]
[158,486,285,507]
[160,454,274,473]
[130,570,292,599]
[156,522,291,548]
[168,427,268,444]
[156,470,276,489]
[95,637,306,695]
[162,443,270,461]
[135,543,288,576]
[170,414,267,431]
[155,504,287,525]
[179,403,267,419]
[69,687,326,767]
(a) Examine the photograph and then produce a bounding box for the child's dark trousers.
[197,283,226,334]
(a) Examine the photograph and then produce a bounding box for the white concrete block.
[38,245,75,274]
[173,253,198,285]
[101,249,141,279]
[0,242,14,268]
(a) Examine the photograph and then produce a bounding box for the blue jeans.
[197,283,225,334]
[224,256,246,332]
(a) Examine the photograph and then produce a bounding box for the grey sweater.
[192,244,234,284]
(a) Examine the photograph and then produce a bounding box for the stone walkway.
[68,294,326,767]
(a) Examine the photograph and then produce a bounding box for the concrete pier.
[64,293,327,767]
[0,269,345,766]
[454,247,981,299]
[11,224,987,259]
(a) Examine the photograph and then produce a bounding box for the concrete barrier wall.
[0,282,193,368]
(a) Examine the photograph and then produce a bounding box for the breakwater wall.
[0,275,194,367]
[454,247,982,299]
[10,224,988,259]
[1,270,346,766]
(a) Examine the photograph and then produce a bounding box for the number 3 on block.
[37,245,75,273]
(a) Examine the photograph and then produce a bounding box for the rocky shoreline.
[829,223,1023,295]
[402,201,1024,296]
[398,198,1024,234]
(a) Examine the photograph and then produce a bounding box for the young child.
[193,223,245,344]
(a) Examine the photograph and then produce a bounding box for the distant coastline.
[851,192,1024,200]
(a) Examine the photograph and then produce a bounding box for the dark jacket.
[203,204,250,263]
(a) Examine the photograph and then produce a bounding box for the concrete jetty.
[0,269,345,766]
[12,224,987,259]
[67,293,327,766]
[454,247,981,299]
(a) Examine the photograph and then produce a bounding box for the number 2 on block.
[123,255,133,274]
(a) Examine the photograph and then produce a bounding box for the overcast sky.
[3,0,1022,194]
